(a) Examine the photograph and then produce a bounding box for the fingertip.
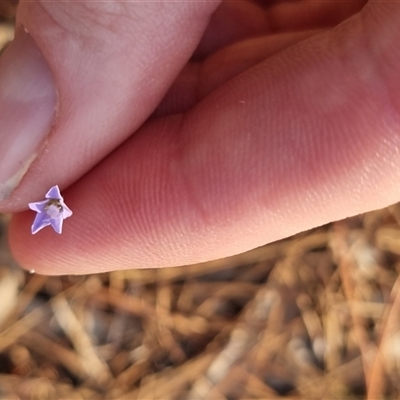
[1,0,221,212]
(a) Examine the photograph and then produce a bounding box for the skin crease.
[4,0,400,274]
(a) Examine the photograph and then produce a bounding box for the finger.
[192,0,365,61]
[0,0,220,209]
[193,0,269,60]
[154,29,322,117]
[266,0,367,31]
[155,0,367,117]
[9,2,400,274]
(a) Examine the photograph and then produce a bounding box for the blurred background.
[2,2,400,399]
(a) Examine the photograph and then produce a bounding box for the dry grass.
[4,206,400,399]
[2,6,400,399]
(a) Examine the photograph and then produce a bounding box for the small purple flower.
[28,185,72,234]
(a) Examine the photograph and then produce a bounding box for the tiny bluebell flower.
[28,185,72,234]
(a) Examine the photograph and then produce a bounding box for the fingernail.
[0,28,56,201]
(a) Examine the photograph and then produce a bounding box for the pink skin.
[3,0,400,274]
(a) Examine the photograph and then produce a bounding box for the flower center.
[44,199,63,217]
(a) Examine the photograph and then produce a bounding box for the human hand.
[1,0,399,274]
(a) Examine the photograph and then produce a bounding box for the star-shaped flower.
[28,185,73,234]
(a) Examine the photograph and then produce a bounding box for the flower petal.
[31,213,51,234]
[62,204,73,219]
[28,200,48,213]
[45,185,62,200]
[49,216,63,234]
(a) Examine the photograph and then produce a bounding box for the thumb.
[0,1,220,208]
